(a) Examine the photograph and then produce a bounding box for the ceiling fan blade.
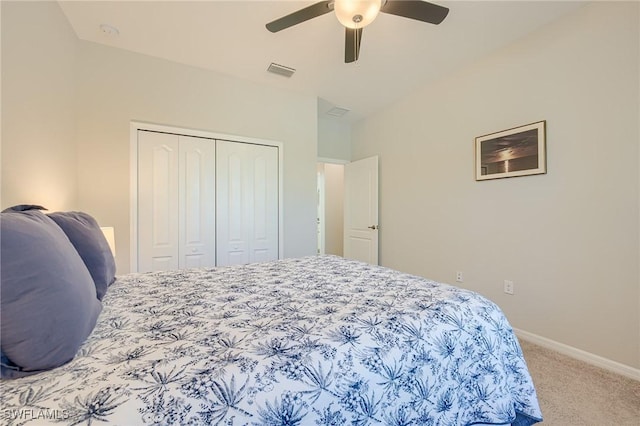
[345,27,363,63]
[381,0,449,25]
[266,1,333,33]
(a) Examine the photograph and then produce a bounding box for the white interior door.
[138,131,180,272]
[344,156,379,264]
[216,140,279,266]
[178,135,216,269]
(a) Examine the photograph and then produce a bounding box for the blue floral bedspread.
[0,256,541,425]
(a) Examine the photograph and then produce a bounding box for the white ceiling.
[58,1,585,123]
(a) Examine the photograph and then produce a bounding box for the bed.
[1,254,542,425]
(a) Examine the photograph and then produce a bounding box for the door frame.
[317,157,349,256]
[129,121,284,272]
[317,166,325,255]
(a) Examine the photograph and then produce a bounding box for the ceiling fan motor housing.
[334,0,382,29]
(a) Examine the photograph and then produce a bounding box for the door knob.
[368,225,378,230]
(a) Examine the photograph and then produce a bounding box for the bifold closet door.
[137,131,215,272]
[216,140,279,266]
[138,131,179,272]
[178,136,215,270]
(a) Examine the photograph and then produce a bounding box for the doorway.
[317,162,345,256]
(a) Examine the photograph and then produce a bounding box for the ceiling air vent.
[326,106,350,118]
[267,63,296,78]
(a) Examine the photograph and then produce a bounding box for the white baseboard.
[514,328,640,381]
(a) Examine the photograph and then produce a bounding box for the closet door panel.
[250,145,279,263]
[179,136,216,269]
[216,143,249,265]
[216,141,278,266]
[138,131,180,272]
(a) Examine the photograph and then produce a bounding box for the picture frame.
[475,120,546,181]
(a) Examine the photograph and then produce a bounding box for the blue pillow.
[0,210,102,378]
[1,204,47,212]
[48,211,116,301]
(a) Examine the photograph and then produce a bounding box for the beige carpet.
[519,339,640,425]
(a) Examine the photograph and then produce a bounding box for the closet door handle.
[368,225,378,230]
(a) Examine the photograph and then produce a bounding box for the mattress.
[0,256,542,425]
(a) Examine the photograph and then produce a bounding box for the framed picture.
[475,120,546,181]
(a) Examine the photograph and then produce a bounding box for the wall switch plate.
[504,280,514,295]
[456,271,464,283]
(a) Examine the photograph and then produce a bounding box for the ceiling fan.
[266,0,449,63]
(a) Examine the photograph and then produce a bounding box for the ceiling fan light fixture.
[334,0,382,29]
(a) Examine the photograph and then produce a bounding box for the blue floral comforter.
[0,256,541,425]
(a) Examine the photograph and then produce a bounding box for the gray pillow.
[48,211,116,300]
[1,204,47,212]
[0,210,102,378]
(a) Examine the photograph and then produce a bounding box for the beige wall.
[1,1,78,211]
[1,1,319,273]
[352,2,640,369]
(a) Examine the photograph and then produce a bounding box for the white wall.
[1,1,78,211]
[318,117,351,161]
[352,2,640,369]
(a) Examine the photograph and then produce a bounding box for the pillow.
[0,210,102,378]
[48,211,116,301]
[2,204,47,212]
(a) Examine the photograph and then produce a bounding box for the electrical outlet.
[504,280,514,295]
[456,271,464,283]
